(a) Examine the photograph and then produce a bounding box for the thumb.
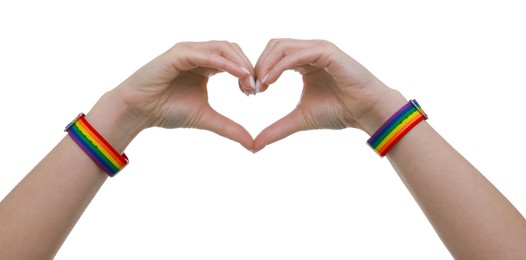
[253,108,307,153]
[197,106,254,151]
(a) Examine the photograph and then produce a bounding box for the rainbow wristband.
[367,99,428,157]
[64,113,128,177]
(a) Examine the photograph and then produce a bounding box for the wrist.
[84,89,148,152]
[356,88,408,136]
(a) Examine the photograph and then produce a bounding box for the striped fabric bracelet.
[367,99,428,157]
[64,113,128,177]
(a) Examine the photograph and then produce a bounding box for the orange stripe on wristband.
[367,99,428,157]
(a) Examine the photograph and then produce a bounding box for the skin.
[252,39,526,259]
[0,39,525,259]
[0,41,255,259]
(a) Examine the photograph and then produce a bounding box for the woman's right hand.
[102,41,257,150]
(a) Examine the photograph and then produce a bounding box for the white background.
[1,1,525,259]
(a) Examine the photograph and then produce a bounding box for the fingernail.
[241,67,251,75]
[255,80,261,93]
[241,67,256,95]
[255,74,269,93]
[242,86,251,96]
[249,76,256,94]
[261,73,270,84]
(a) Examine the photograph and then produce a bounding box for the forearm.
[365,92,526,258]
[0,137,108,259]
[389,121,526,258]
[0,40,258,259]
[0,90,143,259]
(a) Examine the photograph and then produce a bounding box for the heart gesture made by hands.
[114,38,402,153]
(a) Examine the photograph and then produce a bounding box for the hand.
[252,39,406,152]
[112,41,256,150]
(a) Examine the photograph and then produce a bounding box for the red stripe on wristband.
[65,113,128,176]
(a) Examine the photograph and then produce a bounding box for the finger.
[254,38,294,93]
[211,41,255,94]
[186,66,222,78]
[253,38,281,84]
[164,50,242,76]
[196,41,255,94]
[239,67,256,95]
[176,51,257,95]
[255,38,305,74]
[197,42,256,93]
[253,108,306,153]
[268,41,376,88]
[196,106,254,151]
[231,43,257,94]
[262,43,337,85]
[231,42,255,70]
[238,80,250,96]
[166,41,253,83]
[254,39,321,93]
[255,38,307,70]
[208,41,252,70]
